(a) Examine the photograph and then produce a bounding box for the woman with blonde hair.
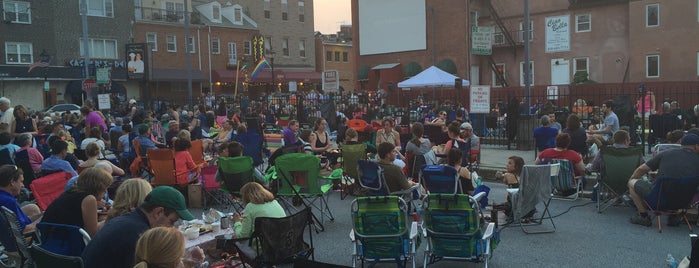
[106,179,152,221]
[133,227,185,268]
[231,182,286,239]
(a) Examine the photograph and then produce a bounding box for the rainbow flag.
[250,57,270,79]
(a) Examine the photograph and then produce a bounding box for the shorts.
[633,179,653,198]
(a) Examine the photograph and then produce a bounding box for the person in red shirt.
[173,138,201,184]
[535,133,585,176]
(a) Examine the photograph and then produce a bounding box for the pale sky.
[314,0,352,34]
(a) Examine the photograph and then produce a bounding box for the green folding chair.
[350,196,418,268]
[597,146,643,213]
[339,143,367,199]
[217,156,256,212]
[275,153,334,231]
[422,193,495,267]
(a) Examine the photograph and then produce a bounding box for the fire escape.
[482,0,520,87]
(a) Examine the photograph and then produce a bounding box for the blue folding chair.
[35,222,90,257]
[419,165,462,194]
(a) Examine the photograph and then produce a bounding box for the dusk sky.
[314,0,352,34]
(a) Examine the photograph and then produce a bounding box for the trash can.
[516,115,537,150]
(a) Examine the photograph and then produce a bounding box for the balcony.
[135,6,202,24]
[492,30,530,47]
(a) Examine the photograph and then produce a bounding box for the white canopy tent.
[397,65,470,88]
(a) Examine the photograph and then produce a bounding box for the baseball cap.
[129,99,137,105]
[145,186,194,221]
[460,122,473,131]
[137,123,151,135]
[681,134,699,146]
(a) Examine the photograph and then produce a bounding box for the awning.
[371,63,400,70]
[151,68,206,81]
[212,68,243,82]
[283,70,321,83]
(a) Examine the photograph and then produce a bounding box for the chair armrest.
[349,229,355,242]
[391,183,421,196]
[409,221,418,240]
[506,188,519,195]
[472,191,486,202]
[482,222,495,240]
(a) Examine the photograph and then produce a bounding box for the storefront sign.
[471,26,494,55]
[545,15,570,53]
[323,70,339,92]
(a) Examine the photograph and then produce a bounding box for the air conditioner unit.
[228,57,237,65]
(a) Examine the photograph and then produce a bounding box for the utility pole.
[81,0,90,105]
[184,0,193,105]
[524,0,531,111]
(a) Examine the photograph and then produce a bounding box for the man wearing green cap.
[82,186,198,268]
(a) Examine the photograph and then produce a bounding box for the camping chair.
[188,139,207,166]
[274,153,334,231]
[0,148,14,166]
[14,150,37,189]
[147,149,177,186]
[217,156,256,213]
[350,196,418,268]
[548,159,583,201]
[419,165,462,194]
[234,207,315,267]
[643,176,699,233]
[30,172,74,211]
[29,245,84,268]
[357,160,421,208]
[129,139,150,176]
[510,163,560,234]
[339,143,368,200]
[236,131,266,169]
[0,206,34,268]
[200,165,229,211]
[422,193,495,268]
[406,153,427,182]
[35,222,90,257]
[597,146,643,213]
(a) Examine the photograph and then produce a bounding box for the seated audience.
[0,165,41,233]
[563,114,588,157]
[173,137,201,184]
[377,142,420,194]
[78,142,125,176]
[134,226,203,268]
[106,178,152,222]
[535,133,585,176]
[445,148,473,195]
[588,130,634,174]
[41,140,78,176]
[534,115,559,152]
[14,133,43,174]
[459,123,480,164]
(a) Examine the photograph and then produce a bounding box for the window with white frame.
[519,61,534,86]
[470,11,479,26]
[146,32,157,51]
[3,1,31,24]
[646,55,659,78]
[492,63,506,87]
[81,0,114,17]
[646,4,659,27]
[234,7,242,23]
[573,57,589,79]
[298,2,305,22]
[80,38,117,59]
[282,38,289,56]
[575,14,591,32]
[166,34,176,52]
[264,0,270,19]
[299,40,306,57]
[493,27,504,45]
[243,40,251,55]
[212,38,220,54]
[186,37,195,53]
[281,0,288,20]
[519,20,533,42]
[228,42,237,64]
[4,42,32,64]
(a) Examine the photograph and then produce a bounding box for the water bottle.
[666,253,678,268]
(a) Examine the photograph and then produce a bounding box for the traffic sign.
[82,79,97,92]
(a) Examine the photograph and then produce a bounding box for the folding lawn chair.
[147,149,178,186]
[274,153,334,231]
[0,206,34,268]
[422,193,496,267]
[35,222,90,257]
[643,176,699,233]
[339,143,367,200]
[597,146,643,213]
[217,156,256,213]
[30,245,84,268]
[30,172,74,211]
[357,160,422,209]
[188,139,207,166]
[510,163,559,234]
[419,165,462,194]
[548,159,583,201]
[350,196,418,268]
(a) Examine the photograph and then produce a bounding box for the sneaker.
[629,215,652,227]
[667,215,682,227]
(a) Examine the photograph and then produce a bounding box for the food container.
[184,227,200,240]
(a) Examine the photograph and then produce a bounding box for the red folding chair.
[30,172,74,211]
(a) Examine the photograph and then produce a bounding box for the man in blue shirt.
[587,100,620,148]
[40,140,78,176]
[533,115,559,152]
[134,123,158,157]
[0,165,41,233]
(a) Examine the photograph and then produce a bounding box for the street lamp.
[268,51,275,94]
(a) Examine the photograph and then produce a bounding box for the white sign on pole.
[322,70,339,92]
[545,15,570,53]
[97,94,111,110]
[469,85,491,114]
[288,81,298,92]
[471,26,494,55]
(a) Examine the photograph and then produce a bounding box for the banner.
[470,85,491,114]
[125,43,148,80]
[471,26,494,55]
[545,15,570,53]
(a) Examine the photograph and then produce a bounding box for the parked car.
[44,104,81,117]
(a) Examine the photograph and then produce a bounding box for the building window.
[470,11,479,26]
[186,37,195,53]
[334,51,340,62]
[342,52,348,62]
[519,62,534,86]
[493,27,504,45]
[212,38,220,54]
[213,5,220,21]
[646,55,659,78]
[244,40,252,55]
[298,1,305,22]
[166,34,176,52]
[228,42,237,65]
[281,0,288,20]
[234,7,242,23]
[4,42,32,64]
[165,1,184,21]
[80,38,117,59]
[299,40,306,58]
[518,20,533,42]
[646,4,659,27]
[264,36,272,54]
[575,14,591,32]
[81,0,114,17]
[264,0,270,19]
[3,1,31,24]
[146,32,157,51]
[326,51,332,62]
[573,57,589,79]
[492,63,506,87]
[282,38,289,56]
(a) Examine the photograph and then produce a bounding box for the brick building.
[315,25,354,94]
